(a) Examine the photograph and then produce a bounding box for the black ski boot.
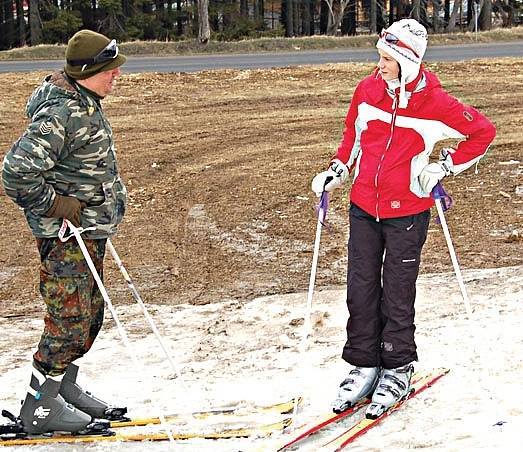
[19,367,107,435]
[59,363,129,421]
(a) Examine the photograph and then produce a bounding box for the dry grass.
[0,58,522,316]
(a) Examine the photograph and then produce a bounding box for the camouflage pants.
[33,237,107,376]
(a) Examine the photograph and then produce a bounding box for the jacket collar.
[370,66,441,110]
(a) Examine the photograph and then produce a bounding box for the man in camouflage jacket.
[2,30,128,433]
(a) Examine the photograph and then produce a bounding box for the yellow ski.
[0,417,292,446]
[110,396,302,428]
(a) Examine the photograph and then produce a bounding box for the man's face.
[84,67,121,97]
[377,49,400,81]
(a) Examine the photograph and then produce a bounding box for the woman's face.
[377,49,400,81]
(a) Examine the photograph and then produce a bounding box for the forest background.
[1,0,523,52]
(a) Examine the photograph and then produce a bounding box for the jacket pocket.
[83,178,126,227]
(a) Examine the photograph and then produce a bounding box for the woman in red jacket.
[312,18,496,418]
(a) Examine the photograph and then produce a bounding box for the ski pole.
[292,191,329,421]
[58,220,176,443]
[107,239,184,383]
[431,183,473,318]
[302,191,329,344]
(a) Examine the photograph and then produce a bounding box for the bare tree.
[323,0,352,35]
[411,0,421,21]
[198,0,210,44]
[284,0,294,37]
[479,0,492,29]
[492,0,513,27]
[433,0,443,32]
[446,0,462,31]
[29,0,42,46]
[370,0,377,33]
[15,0,26,46]
[467,0,492,31]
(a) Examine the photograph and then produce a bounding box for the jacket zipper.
[374,94,399,222]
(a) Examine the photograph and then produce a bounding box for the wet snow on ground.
[0,265,522,451]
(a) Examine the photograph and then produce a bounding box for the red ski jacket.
[334,68,496,220]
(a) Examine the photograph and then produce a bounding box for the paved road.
[0,40,521,74]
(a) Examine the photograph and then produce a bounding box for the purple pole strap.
[431,182,453,211]
[431,182,453,224]
[315,191,329,226]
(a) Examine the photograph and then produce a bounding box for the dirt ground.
[0,59,522,318]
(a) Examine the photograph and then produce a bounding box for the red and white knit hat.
[376,19,428,108]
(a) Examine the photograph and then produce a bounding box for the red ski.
[321,368,450,451]
[276,399,368,451]
[277,368,449,451]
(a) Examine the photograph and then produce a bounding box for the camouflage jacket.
[2,71,126,239]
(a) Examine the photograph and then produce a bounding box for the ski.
[109,396,302,428]
[276,369,446,451]
[320,368,450,451]
[0,417,292,446]
[276,399,368,451]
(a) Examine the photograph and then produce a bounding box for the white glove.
[311,159,349,196]
[418,149,454,193]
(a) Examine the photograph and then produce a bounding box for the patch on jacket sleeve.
[463,111,474,122]
[391,200,401,209]
[39,122,52,135]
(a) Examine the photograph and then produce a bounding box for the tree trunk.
[507,0,515,25]
[377,0,386,30]
[292,0,300,35]
[341,0,356,35]
[433,0,443,31]
[122,0,131,17]
[302,0,311,35]
[370,0,377,34]
[198,0,210,44]
[29,0,42,46]
[479,0,492,30]
[15,0,26,46]
[240,0,248,17]
[2,0,16,50]
[79,0,95,30]
[309,0,315,34]
[468,0,483,31]
[255,0,265,21]
[284,0,294,37]
[420,0,428,26]
[176,0,183,36]
[325,0,351,36]
[446,0,461,31]
[389,0,395,24]
[319,0,328,34]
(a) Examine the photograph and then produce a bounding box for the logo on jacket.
[463,111,474,122]
[391,200,401,209]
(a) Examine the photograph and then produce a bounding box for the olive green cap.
[64,30,126,80]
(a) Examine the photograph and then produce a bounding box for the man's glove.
[418,148,454,194]
[45,195,85,227]
[311,159,349,196]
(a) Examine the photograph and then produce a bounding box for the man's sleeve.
[437,93,496,175]
[2,107,69,215]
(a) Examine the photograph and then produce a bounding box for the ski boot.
[19,366,110,435]
[365,362,414,419]
[332,366,379,413]
[59,363,129,421]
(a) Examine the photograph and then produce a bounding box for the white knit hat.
[376,19,428,108]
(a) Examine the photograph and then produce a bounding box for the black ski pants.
[342,203,430,369]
